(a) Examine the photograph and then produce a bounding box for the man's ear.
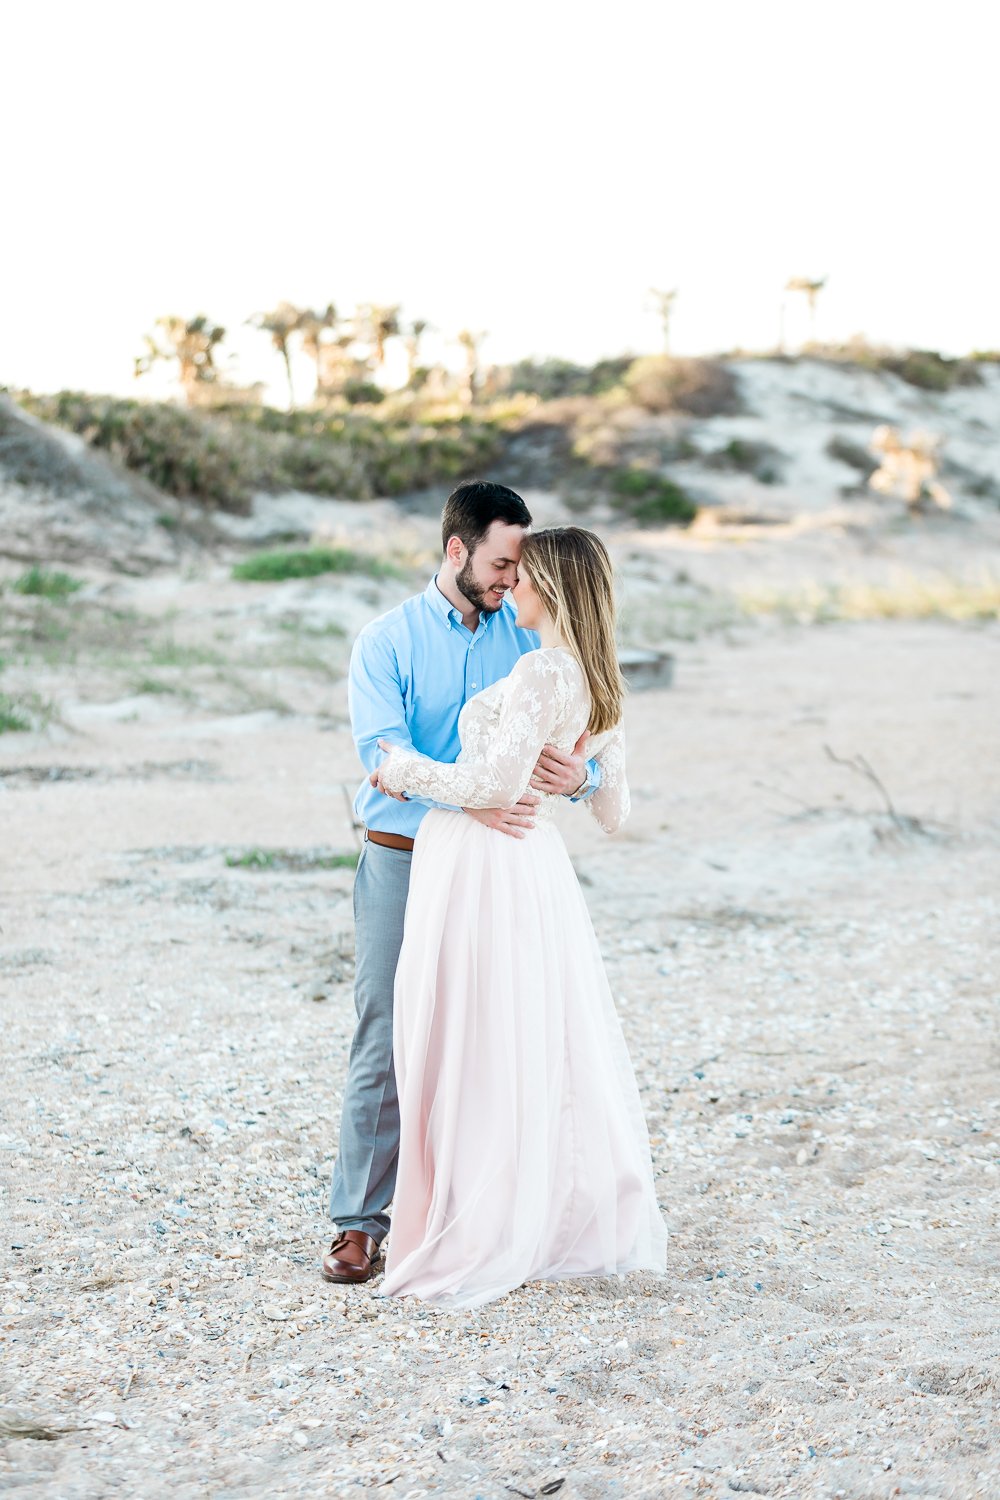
[445,535,467,569]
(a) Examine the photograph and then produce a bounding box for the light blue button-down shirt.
[349,575,542,838]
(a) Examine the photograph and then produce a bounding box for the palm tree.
[298,304,339,397]
[317,332,362,397]
[358,303,401,369]
[784,276,827,344]
[135,315,226,401]
[404,318,430,385]
[457,329,486,403]
[248,302,303,408]
[649,288,678,353]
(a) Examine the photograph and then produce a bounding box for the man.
[321,480,601,1284]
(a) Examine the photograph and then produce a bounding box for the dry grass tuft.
[738,573,1000,624]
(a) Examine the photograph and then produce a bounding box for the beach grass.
[231,546,398,583]
[0,693,32,732]
[225,848,360,872]
[147,637,223,668]
[11,566,83,599]
[738,573,1000,623]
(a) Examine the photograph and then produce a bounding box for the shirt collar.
[425,573,498,633]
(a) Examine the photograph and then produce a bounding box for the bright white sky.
[3,0,998,401]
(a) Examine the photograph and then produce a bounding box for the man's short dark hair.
[441,480,532,555]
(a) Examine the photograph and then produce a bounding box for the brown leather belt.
[365,828,415,852]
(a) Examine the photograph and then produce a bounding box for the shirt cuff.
[568,757,602,803]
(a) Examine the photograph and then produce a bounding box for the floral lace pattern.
[379,647,629,833]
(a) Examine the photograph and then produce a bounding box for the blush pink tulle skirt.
[380,809,668,1309]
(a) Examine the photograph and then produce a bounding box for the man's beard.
[456,558,504,614]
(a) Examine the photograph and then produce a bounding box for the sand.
[2,494,998,1498]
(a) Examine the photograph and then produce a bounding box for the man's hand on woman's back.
[464,795,540,839]
[530,732,590,797]
[464,730,591,837]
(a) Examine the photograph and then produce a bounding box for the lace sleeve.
[378,652,563,809]
[587,722,630,833]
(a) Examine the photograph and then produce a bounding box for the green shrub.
[17,392,505,509]
[364,421,504,497]
[623,356,740,416]
[0,693,31,732]
[20,392,255,512]
[268,434,368,497]
[12,566,82,598]
[502,356,634,401]
[608,468,697,526]
[827,349,983,396]
[343,381,385,406]
[776,342,986,393]
[232,546,395,582]
[612,469,658,499]
[631,482,698,526]
[704,438,784,483]
[878,350,982,392]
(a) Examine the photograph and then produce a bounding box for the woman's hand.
[369,739,409,801]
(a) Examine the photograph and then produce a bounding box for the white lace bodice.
[378,647,629,833]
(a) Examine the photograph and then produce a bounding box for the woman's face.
[511,565,546,631]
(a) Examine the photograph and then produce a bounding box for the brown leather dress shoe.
[321,1230,382,1284]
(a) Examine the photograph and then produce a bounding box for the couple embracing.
[322,480,667,1309]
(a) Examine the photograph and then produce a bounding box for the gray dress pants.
[328,838,412,1243]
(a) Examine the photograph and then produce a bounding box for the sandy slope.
[2,515,998,1498]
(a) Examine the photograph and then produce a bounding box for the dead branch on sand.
[756,748,955,845]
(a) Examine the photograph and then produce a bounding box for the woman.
[370,527,667,1307]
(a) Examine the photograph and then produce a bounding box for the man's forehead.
[481,519,528,557]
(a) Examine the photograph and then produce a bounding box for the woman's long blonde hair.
[519,527,624,734]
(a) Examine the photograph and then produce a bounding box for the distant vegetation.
[703,438,783,485]
[5,290,753,532]
[133,304,475,408]
[794,340,987,393]
[878,349,982,392]
[623,355,740,416]
[739,574,1000,623]
[609,469,698,525]
[7,283,998,533]
[16,392,505,514]
[12,360,725,527]
[225,848,360,871]
[232,546,397,582]
[500,356,634,401]
[12,566,83,598]
[0,694,31,733]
